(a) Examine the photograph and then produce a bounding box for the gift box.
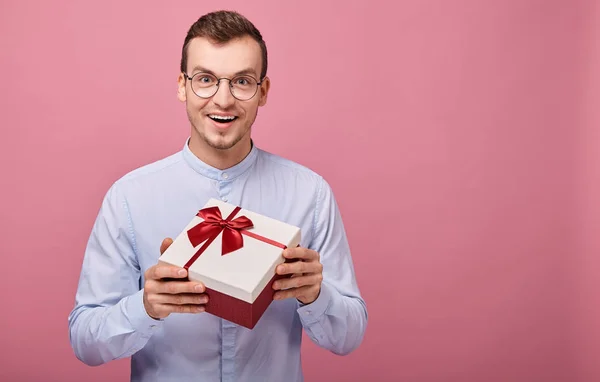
[158,198,301,329]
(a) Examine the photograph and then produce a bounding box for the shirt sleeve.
[68,182,163,366]
[297,177,368,355]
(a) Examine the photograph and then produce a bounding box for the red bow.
[187,206,254,256]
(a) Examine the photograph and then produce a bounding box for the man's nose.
[212,80,235,108]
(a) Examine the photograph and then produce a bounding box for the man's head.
[177,10,270,154]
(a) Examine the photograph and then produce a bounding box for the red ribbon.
[188,206,253,256]
[183,205,287,270]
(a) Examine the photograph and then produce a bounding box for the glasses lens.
[191,73,218,98]
[230,76,258,100]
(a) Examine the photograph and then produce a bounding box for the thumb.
[160,237,174,255]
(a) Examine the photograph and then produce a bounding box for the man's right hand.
[143,238,208,319]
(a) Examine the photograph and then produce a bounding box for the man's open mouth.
[208,115,238,124]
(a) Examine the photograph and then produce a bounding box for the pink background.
[1,0,598,381]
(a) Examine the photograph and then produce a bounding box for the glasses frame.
[183,71,264,101]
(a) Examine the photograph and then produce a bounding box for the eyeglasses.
[183,72,263,101]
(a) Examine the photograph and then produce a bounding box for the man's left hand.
[272,247,323,305]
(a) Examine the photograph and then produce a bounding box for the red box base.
[202,259,297,329]
[202,274,271,329]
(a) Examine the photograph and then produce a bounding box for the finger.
[148,265,188,281]
[155,280,205,294]
[158,304,205,315]
[272,274,322,291]
[282,247,318,261]
[276,260,322,276]
[148,293,209,306]
[273,285,315,300]
[160,237,174,254]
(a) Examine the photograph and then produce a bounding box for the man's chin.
[204,135,242,151]
[190,120,250,152]
[208,142,236,150]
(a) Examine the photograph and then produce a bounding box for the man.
[68,10,367,382]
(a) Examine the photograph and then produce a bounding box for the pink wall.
[574,1,600,381]
[0,1,596,381]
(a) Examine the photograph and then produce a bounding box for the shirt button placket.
[219,172,231,203]
[221,320,237,381]
[218,171,235,380]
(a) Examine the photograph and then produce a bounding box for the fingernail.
[195,284,204,292]
[277,265,284,274]
[272,282,278,289]
[178,269,187,276]
[196,306,204,312]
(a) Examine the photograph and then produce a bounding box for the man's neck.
[188,136,252,170]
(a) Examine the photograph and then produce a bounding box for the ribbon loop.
[187,206,253,256]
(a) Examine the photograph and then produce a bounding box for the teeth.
[209,115,236,121]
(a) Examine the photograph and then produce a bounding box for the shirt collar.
[181,137,258,181]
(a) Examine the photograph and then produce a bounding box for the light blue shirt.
[68,138,368,382]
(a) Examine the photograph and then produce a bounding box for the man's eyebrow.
[189,66,214,75]
[189,66,258,78]
[233,68,259,77]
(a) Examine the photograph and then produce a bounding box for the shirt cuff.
[297,281,333,325]
[122,289,164,334]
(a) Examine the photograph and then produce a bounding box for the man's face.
[178,36,269,152]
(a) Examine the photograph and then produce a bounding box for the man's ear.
[177,73,187,102]
[258,76,270,106]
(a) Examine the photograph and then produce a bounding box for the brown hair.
[180,10,268,79]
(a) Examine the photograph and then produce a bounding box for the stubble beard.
[187,107,258,151]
